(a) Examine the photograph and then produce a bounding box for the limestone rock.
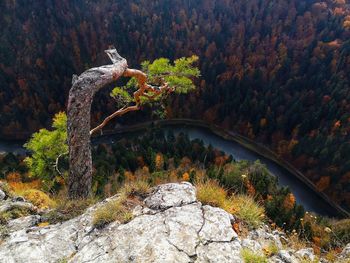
[248,226,283,249]
[199,205,237,243]
[295,248,315,261]
[241,238,263,255]
[0,200,36,214]
[196,240,243,263]
[0,189,5,201]
[0,183,240,263]
[144,182,196,209]
[0,182,347,263]
[7,215,41,233]
[276,250,299,263]
[339,243,350,261]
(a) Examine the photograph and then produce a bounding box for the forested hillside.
[0,0,350,210]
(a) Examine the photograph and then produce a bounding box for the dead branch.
[54,151,68,175]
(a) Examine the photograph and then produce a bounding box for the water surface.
[0,126,340,217]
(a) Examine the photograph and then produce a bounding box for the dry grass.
[285,232,309,251]
[241,248,267,263]
[92,197,133,228]
[22,189,56,209]
[300,258,320,263]
[119,180,151,199]
[196,180,264,229]
[263,242,279,257]
[45,198,97,224]
[230,194,265,229]
[323,248,344,263]
[330,218,350,248]
[196,180,233,213]
[7,180,41,195]
[92,180,150,229]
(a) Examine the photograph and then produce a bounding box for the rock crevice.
[0,182,346,263]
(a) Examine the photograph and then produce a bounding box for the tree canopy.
[91,55,200,134]
[110,56,199,107]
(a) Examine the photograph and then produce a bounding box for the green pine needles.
[110,55,200,105]
[24,112,67,189]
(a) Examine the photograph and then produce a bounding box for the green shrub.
[241,248,267,263]
[24,112,68,190]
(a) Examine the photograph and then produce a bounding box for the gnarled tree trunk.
[67,49,173,199]
[67,49,127,199]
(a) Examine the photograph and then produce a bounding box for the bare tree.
[67,48,199,199]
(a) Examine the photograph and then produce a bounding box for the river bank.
[0,119,348,217]
[96,119,349,218]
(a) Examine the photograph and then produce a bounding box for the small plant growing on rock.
[44,198,97,224]
[57,257,68,263]
[241,248,267,263]
[0,205,34,223]
[196,180,264,229]
[0,225,9,239]
[196,180,233,213]
[119,180,151,199]
[299,258,320,263]
[92,198,133,229]
[92,180,151,228]
[0,182,14,198]
[263,242,279,257]
[230,194,265,229]
[22,189,56,209]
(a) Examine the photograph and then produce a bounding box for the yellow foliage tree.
[283,193,296,210]
[155,153,164,171]
[182,172,190,181]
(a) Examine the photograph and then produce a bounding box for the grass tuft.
[44,198,97,224]
[196,180,232,213]
[263,242,279,257]
[241,248,267,263]
[0,205,33,223]
[92,180,151,228]
[0,181,14,198]
[22,189,56,209]
[230,194,265,229]
[92,198,133,229]
[119,180,151,199]
[196,180,264,229]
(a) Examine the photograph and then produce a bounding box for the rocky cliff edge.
[0,182,349,263]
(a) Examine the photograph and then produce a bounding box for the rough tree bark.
[67,49,171,199]
[67,49,128,199]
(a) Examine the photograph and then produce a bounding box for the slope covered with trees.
[0,0,349,209]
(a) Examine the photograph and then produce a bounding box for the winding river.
[170,126,340,216]
[1,120,348,218]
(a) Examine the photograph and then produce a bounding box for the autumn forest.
[0,0,350,211]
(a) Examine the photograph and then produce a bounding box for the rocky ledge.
[0,182,349,263]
